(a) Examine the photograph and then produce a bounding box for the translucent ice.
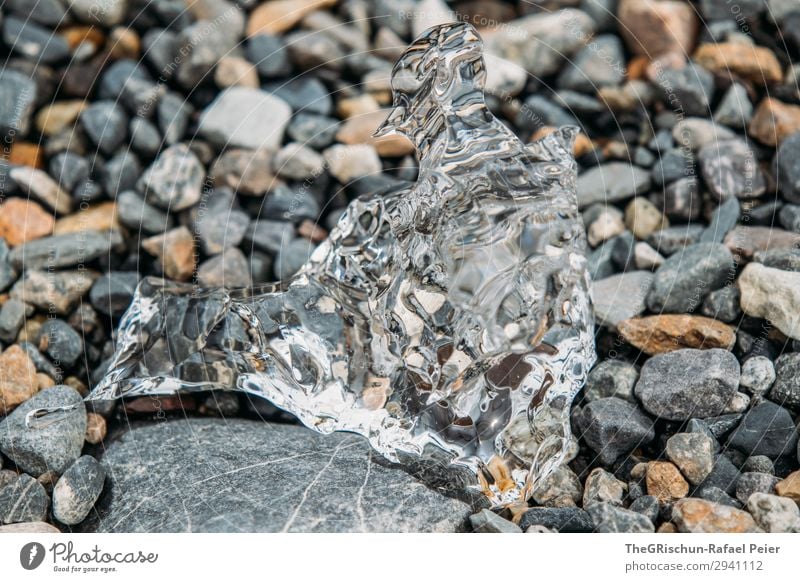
[30,22,596,506]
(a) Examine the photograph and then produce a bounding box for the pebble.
[774,132,800,203]
[85,412,107,445]
[701,196,741,244]
[530,465,582,507]
[214,56,259,89]
[771,353,800,410]
[518,507,594,533]
[646,242,734,313]
[573,397,655,465]
[246,33,291,78]
[199,87,292,150]
[557,34,625,93]
[739,356,776,396]
[3,16,70,63]
[747,493,800,533]
[138,144,205,211]
[780,204,800,232]
[89,272,139,318]
[715,83,753,128]
[666,432,716,485]
[245,220,295,254]
[738,262,800,340]
[633,242,665,270]
[287,113,339,149]
[275,238,316,279]
[725,226,800,259]
[660,177,701,221]
[736,472,779,505]
[0,345,39,415]
[0,521,60,533]
[672,498,760,533]
[617,314,736,355]
[0,385,86,477]
[588,207,625,247]
[470,509,521,533]
[775,471,800,503]
[35,100,86,136]
[0,298,29,344]
[80,101,128,155]
[211,148,276,197]
[587,502,655,533]
[195,205,250,256]
[618,0,697,57]
[157,92,193,145]
[262,184,320,221]
[11,270,96,315]
[486,9,595,77]
[117,191,173,234]
[197,247,252,288]
[128,116,162,158]
[273,143,326,180]
[695,42,783,83]
[729,401,799,458]
[37,319,83,369]
[247,0,336,36]
[8,231,116,271]
[324,144,382,183]
[265,77,332,116]
[583,468,626,506]
[141,226,196,282]
[0,474,49,525]
[53,456,107,525]
[592,271,653,328]
[584,360,639,402]
[0,68,38,134]
[701,285,742,323]
[625,197,668,240]
[635,348,740,421]
[646,461,689,502]
[336,109,414,158]
[651,148,694,187]
[9,166,71,215]
[50,152,90,195]
[698,139,766,200]
[577,163,651,208]
[673,117,735,151]
[656,62,714,116]
[0,198,55,247]
[749,98,800,146]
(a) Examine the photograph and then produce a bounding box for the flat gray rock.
[90,419,476,533]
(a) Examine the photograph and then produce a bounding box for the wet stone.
[573,397,655,465]
[634,348,740,421]
[728,401,799,459]
[0,385,86,477]
[53,456,106,526]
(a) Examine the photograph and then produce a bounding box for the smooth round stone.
[247,33,291,77]
[286,113,339,149]
[53,456,106,525]
[137,143,204,211]
[698,139,766,200]
[263,77,332,116]
[90,272,140,317]
[0,474,49,524]
[656,62,714,116]
[79,101,128,155]
[739,356,776,396]
[37,319,83,368]
[116,191,173,234]
[775,132,800,204]
[584,359,639,402]
[199,87,292,150]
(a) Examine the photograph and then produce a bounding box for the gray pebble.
[53,456,106,525]
[775,132,800,204]
[735,472,778,505]
[117,191,174,234]
[37,319,83,368]
[634,348,739,421]
[573,397,655,464]
[3,16,69,63]
[80,101,128,155]
[628,495,660,526]
[588,502,654,532]
[739,356,775,396]
[701,285,741,323]
[728,401,799,458]
[470,509,521,533]
[90,272,139,317]
[0,385,87,476]
[0,474,49,525]
[275,238,316,279]
[770,353,800,410]
[584,360,639,402]
[518,507,593,532]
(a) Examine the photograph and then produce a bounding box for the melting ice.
[29,22,596,507]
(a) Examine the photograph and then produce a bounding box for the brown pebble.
[749,98,800,146]
[0,345,40,415]
[85,413,107,445]
[0,198,55,247]
[247,0,337,36]
[9,142,44,169]
[0,522,61,533]
[36,373,55,390]
[54,202,119,235]
[142,226,196,282]
[775,471,800,504]
[618,0,698,58]
[35,101,87,136]
[694,42,783,84]
[618,314,736,355]
[672,498,760,533]
[108,26,140,60]
[646,461,689,502]
[336,109,414,157]
[656,522,677,533]
[298,219,328,243]
[37,470,59,493]
[124,395,197,414]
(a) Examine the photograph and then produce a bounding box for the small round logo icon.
[20,542,46,570]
